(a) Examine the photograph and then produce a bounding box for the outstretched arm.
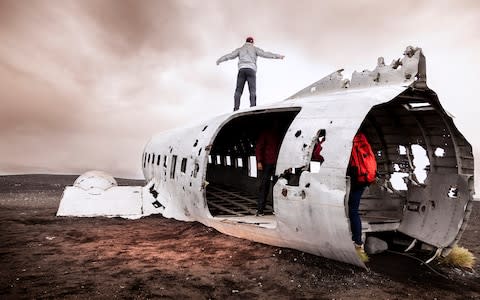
[256,47,284,59]
[216,48,240,65]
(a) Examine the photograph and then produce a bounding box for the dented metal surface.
[58,47,474,268]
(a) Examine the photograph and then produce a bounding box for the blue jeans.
[348,185,365,245]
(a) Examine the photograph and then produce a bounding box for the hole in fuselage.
[295,130,302,138]
[205,109,300,217]
[434,147,445,157]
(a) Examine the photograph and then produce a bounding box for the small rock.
[365,236,388,254]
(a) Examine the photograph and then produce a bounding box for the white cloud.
[0,0,478,193]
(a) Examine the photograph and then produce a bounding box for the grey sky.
[0,0,478,192]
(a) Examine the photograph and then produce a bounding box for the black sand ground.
[0,175,479,299]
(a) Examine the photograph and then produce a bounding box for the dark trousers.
[234,68,256,111]
[348,185,366,245]
[257,164,275,213]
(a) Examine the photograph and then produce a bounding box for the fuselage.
[141,82,474,267]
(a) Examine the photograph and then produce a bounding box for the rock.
[365,236,388,254]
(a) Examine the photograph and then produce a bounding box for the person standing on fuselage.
[216,37,284,111]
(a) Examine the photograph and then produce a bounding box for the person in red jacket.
[255,122,281,216]
[312,130,326,164]
[347,132,376,262]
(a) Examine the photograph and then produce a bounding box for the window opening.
[208,155,212,164]
[163,155,168,168]
[403,102,433,111]
[284,167,303,186]
[216,155,221,165]
[170,155,177,179]
[248,156,257,177]
[226,156,231,166]
[143,153,146,168]
[181,158,187,173]
[152,153,156,165]
[157,155,161,166]
[310,129,326,172]
[412,144,429,184]
[448,186,458,198]
[390,172,408,190]
[236,157,243,168]
[409,102,430,108]
[399,145,407,155]
[434,147,445,157]
[193,163,199,178]
[148,153,151,164]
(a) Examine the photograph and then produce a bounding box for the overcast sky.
[1,0,479,191]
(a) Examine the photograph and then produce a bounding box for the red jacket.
[312,140,324,163]
[256,129,280,165]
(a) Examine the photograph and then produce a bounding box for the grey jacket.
[216,42,283,72]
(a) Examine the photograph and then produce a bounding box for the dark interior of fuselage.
[205,109,300,217]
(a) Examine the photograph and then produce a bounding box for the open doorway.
[206,109,300,217]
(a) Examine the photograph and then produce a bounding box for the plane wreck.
[58,46,475,268]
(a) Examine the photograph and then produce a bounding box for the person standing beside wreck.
[255,121,281,216]
[216,36,284,111]
[347,132,377,262]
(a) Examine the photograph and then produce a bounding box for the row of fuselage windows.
[143,152,256,178]
[143,152,198,179]
[143,153,321,180]
[208,155,258,178]
[208,153,324,176]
